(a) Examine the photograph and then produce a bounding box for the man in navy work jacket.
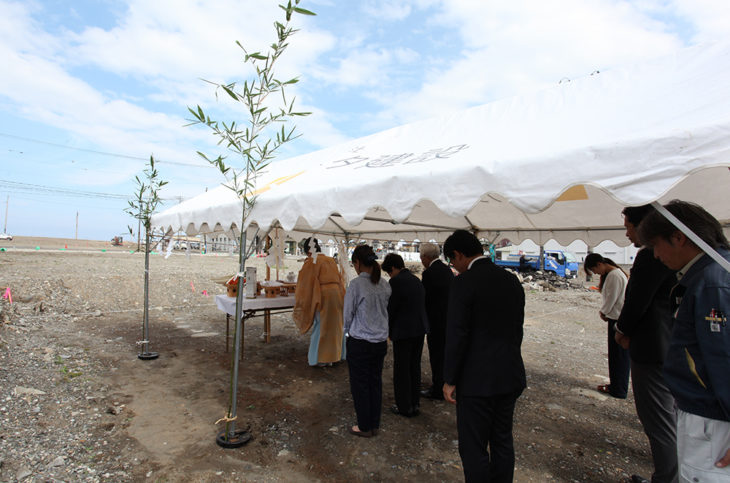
[442,229,526,483]
[639,200,730,481]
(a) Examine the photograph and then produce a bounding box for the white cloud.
[1,0,727,193]
[68,1,277,78]
[0,41,215,188]
[0,0,331,187]
[0,1,62,55]
[361,0,686,128]
[295,105,352,149]
[671,0,730,43]
[313,47,420,87]
[362,0,412,21]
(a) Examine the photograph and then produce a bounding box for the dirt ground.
[0,236,654,482]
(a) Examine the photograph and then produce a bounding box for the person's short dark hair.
[622,204,654,226]
[443,230,484,259]
[638,200,729,250]
[381,253,405,273]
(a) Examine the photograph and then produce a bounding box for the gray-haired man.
[419,242,453,400]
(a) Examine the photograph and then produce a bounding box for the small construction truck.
[494,250,579,278]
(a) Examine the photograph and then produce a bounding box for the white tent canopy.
[153,41,730,246]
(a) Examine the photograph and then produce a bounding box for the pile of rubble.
[508,269,587,292]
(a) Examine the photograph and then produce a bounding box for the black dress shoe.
[420,389,444,400]
[630,475,649,483]
[390,405,419,417]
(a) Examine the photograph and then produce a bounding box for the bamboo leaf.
[222,85,238,101]
[293,7,316,15]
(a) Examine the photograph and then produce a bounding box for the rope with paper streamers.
[266,227,286,270]
[336,238,349,285]
[215,414,238,425]
[227,272,246,285]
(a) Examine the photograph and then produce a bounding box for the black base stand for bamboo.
[138,351,159,360]
[216,429,252,448]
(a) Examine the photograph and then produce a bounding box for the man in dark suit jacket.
[419,242,454,400]
[614,205,677,483]
[443,230,526,482]
[382,254,429,417]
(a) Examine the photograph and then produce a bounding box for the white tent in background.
[152,41,730,246]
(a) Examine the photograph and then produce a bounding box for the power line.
[0,179,181,202]
[3,193,126,208]
[0,131,213,169]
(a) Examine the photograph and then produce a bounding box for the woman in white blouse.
[584,253,630,399]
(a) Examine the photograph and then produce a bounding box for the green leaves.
[245,52,268,61]
[292,7,315,15]
[187,1,314,233]
[221,85,239,101]
[279,1,316,22]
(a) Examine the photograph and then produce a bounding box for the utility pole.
[75,211,79,239]
[3,196,8,233]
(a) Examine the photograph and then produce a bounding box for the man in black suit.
[419,242,454,400]
[382,253,429,417]
[443,230,526,482]
[614,205,677,483]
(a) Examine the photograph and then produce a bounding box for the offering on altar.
[226,278,239,297]
[245,267,257,298]
[277,281,297,295]
[261,280,283,298]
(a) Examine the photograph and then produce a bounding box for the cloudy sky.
[0,0,726,240]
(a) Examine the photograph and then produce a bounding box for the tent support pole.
[327,216,349,236]
[585,245,593,282]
